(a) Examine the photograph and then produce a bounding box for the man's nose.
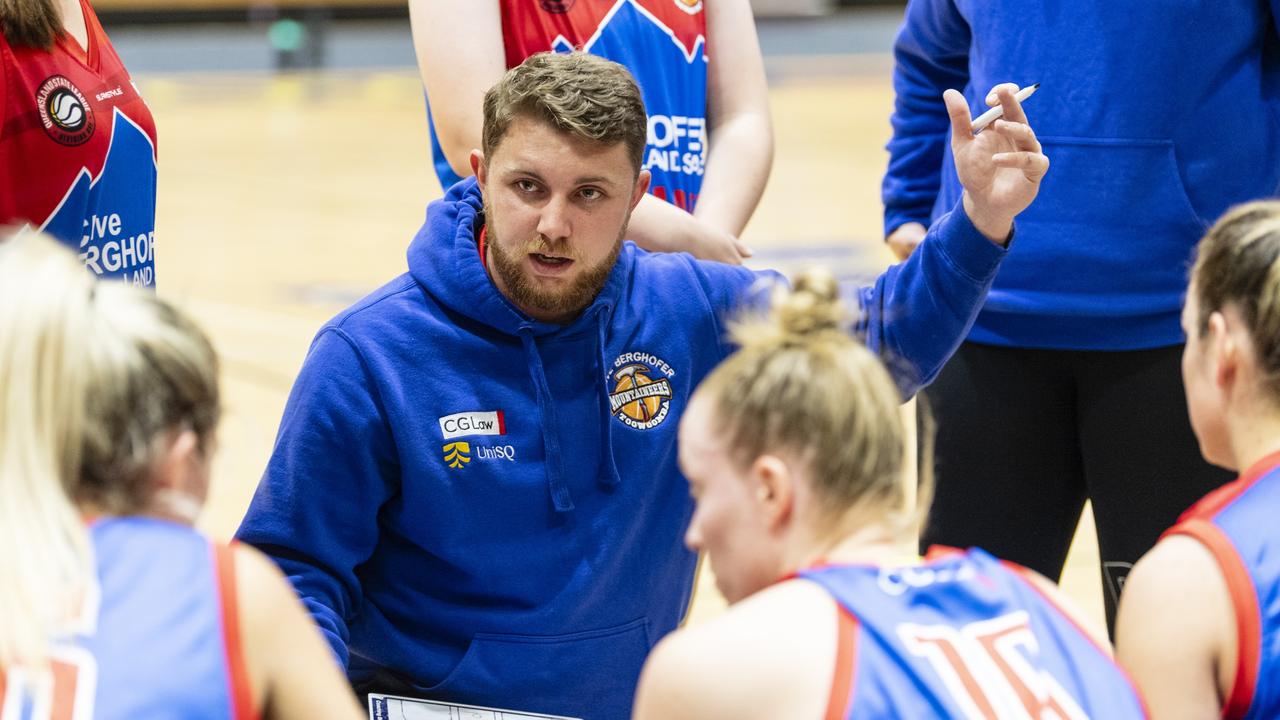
[536,195,572,242]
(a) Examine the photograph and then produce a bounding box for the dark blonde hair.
[696,270,915,532]
[0,232,220,666]
[1191,200,1280,397]
[481,52,648,174]
[2,0,62,49]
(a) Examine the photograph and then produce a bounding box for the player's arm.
[234,544,365,720]
[235,328,399,668]
[408,0,505,179]
[1115,535,1232,719]
[634,581,835,720]
[858,86,1045,396]
[691,0,771,240]
[882,0,972,260]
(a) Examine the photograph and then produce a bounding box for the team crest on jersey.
[539,0,575,12]
[37,75,95,146]
[609,352,676,430]
[672,0,702,13]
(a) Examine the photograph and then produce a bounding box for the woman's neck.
[58,0,88,51]
[1228,408,1280,474]
[793,521,917,570]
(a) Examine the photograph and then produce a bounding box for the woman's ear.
[750,454,795,533]
[154,429,201,492]
[1207,311,1239,391]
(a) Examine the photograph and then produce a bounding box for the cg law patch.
[609,352,675,430]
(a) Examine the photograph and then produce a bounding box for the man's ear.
[750,454,795,533]
[471,150,487,190]
[630,170,651,212]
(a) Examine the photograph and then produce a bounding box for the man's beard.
[485,207,625,324]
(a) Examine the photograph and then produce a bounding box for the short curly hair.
[482,52,648,174]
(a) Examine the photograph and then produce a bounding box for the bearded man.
[237,52,1047,720]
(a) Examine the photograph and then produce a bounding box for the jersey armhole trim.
[999,559,1151,718]
[824,605,858,720]
[1168,520,1259,720]
[214,541,258,720]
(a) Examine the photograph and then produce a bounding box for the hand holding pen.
[944,83,1049,244]
[972,83,1039,134]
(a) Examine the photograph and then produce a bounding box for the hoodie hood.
[406,177,627,512]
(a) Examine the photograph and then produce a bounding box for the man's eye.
[580,187,602,200]
[517,180,539,193]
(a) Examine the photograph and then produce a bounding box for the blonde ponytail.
[700,268,910,534]
[0,232,220,668]
[0,233,97,667]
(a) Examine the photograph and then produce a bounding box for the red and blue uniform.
[0,518,251,719]
[427,0,708,212]
[1165,451,1280,720]
[0,0,157,288]
[799,548,1145,719]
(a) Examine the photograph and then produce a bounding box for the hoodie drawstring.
[518,326,574,513]
[596,309,621,491]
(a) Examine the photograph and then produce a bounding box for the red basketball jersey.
[0,0,158,287]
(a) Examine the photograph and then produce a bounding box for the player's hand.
[887,222,927,261]
[691,227,751,265]
[946,84,1049,245]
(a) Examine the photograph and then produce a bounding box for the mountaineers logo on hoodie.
[609,352,675,430]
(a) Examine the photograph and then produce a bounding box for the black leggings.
[920,341,1232,634]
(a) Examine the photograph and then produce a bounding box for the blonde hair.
[1191,200,1280,399]
[482,52,648,174]
[0,232,219,667]
[697,269,918,535]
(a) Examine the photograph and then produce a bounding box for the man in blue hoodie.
[883,0,1278,634]
[237,52,1047,720]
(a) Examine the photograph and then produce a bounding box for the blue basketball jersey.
[798,548,1145,719]
[1166,451,1280,720]
[0,517,251,720]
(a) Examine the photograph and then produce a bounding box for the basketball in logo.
[49,91,85,129]
[615,367,662,422]
[539,0,575,12]
[36,76,95,146]
[610,360,674,430]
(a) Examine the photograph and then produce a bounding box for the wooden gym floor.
[139,58,1105,631]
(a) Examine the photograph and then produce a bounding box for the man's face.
[474,115,649,325]
[679,395,782,604]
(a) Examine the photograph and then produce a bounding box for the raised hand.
[945,84,1049,244]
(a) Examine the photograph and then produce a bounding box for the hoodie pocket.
[992,136,1208,315]
[423,617,652,720]
[1031,136,1204,232]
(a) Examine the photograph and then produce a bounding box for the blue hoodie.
[236,177,1005,720]
[883,0,1280,350]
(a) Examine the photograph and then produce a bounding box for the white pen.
[971,83,1039,134]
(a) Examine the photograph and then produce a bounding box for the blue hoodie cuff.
[929,203,1011,284]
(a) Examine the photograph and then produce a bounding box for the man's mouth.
[530,253,574,272]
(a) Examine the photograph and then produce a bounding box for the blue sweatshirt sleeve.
[882,0,971,237]
[857,204,1006,397]
[235,327,399,669]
